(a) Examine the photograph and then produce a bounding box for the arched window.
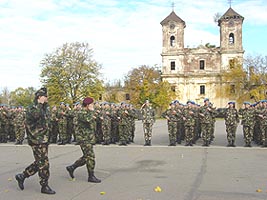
[229,33,234,44]
[170,36,175,47]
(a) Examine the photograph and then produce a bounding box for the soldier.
[0,105,9,143]
[257,101,267,147]
[9,106,16,142]
[128,104,137,143]
[117,102,129,146]
[94,102,103,144]
[140,100,155,146]
[224,102,239,147]
[15,87,56,194]
[182,101,196,146]
[162,102,179,146]
[199,98,216,147]
[66,97,101,183]
[72,102,82,145]
[49,106,59,144]
[239,102,255,147]
[100,102,112,145]
[14,106,26,145]
[110,103,119,144]
[57,102,68,145]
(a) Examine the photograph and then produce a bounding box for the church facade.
[160,7,244,107]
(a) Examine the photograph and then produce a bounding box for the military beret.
[204,98,209,102]
[83,97,94,105]
[243,102,251,105]
[60,102,65,105]
[35,87,47,97]
[261,100,267,103]
[228,101,235,105]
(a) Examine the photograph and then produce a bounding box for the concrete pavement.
[0,120,267,200]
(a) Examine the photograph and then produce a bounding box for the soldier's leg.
[80,143,100,183]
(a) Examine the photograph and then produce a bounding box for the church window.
[170,61,176,70]
[229,33,234,44]
[170,36,175,47]
[171,86,176,92]
[199,60,205,70]
[200,85,205,95]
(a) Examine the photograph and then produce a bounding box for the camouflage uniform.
[66,97,101,183]
[8,108,16,142]
[174,103,184,144]
[117,104,129,146]
[199,102,216,146]
[110,104,119,143]
[162,104,179,146]
[239,103,255,147]
[128,105,137,143]
[224,103,239,146]
[49,106,59,143]
[182,102,196,146]
[101,104,112,145]
[140,102,155,146]
[14,107,26,144]
[15,88,55,194]
[57,103,68,144]
[94,103,103,144]
[0,106,9,143]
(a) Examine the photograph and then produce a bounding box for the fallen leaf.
[256,189,262,193]
[8,178,12,181]
[100,191,106,195]
[69,178,76,181]
[4,189,9,193]
[154,186,162,192]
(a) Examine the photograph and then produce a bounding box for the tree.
[124,65,175,112]
[219,55,267,105]
[40,42,104,106]
[0,87,11,105]
[9,87,36,107]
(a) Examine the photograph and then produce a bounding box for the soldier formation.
[162,98,267,148]
[1,98,267,148]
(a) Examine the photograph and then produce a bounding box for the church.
[160,6,244,107]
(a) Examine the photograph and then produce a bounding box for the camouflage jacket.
[224,108,239,126]
[14,110,26,128]
[238,108,255,127]
[25,103,50,145]
[182,107,196,126]
[140,106,155,124]
[76,109,96,144]
[162,108,179,123]
[199,105,216,124]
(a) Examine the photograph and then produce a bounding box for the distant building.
[160,7,244,107]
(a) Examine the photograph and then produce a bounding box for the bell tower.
[218,7,244,69]
[160,11,186,53]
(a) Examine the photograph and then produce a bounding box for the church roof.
[160,11,186,27]
[218,7,244,25]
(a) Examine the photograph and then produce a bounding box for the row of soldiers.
[162,98,267,147]
[48,101,139,146]
[0,105,26,144]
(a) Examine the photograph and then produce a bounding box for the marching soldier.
[15,87,56,194]
[182,101,196,146]
[66,97,101,183]
[14,106,26,145]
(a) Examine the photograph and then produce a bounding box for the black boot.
[15,173,25,190]
[41,185,56,194]
[144,140,149,146]
[88,172,101,183]
[231,141,236,147]
[66,165,76,179]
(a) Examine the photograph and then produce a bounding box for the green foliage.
[9,87,36,107]
[124,65,175,111]
[40,42,104,106]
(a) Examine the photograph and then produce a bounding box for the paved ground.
[0,120,267,200]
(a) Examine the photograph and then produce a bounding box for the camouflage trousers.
[118,124,128,143]
[143,123,153,142]
[102,123,111,143]
[201,123,212,143]
[243,125,253,144]
[23,143,50,186]
[58,121,68,143]
[184,125,194,144]
[71,142,95,173]
[15,126,25,142]
[226,124,237,143]
[168,122,177,144]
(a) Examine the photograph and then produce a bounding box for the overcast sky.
[0,0,266,91]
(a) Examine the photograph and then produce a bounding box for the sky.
[0,0,267,91]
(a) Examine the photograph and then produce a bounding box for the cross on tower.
[171,2,175,11]
[228,0,233,7]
